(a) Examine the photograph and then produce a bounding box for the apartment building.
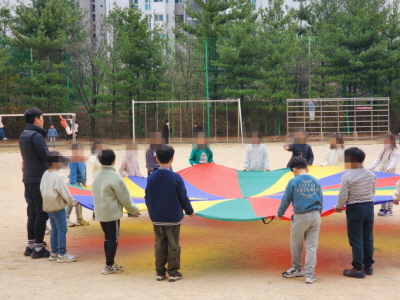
[105,0,314,37]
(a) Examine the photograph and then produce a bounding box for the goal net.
[132,100,243,144]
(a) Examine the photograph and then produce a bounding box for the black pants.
[25,183,49,244]
[100,220,120,267]
[154,225,181,275]
[346,202,375,271]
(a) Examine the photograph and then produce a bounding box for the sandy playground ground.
[1,139,400,300]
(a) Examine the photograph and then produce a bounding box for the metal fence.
[287,98,390,141]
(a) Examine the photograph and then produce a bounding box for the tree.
[10,0,83,112]
[68,25,107,139]
[113,7,167,134]
[215,1,260,104]
[255,0,298,135]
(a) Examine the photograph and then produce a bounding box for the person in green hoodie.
[189,133,214,165]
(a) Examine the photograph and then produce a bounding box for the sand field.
[1,139,400,300]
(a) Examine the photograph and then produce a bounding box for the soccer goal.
[0,113,77,142]
[132,99,244,144]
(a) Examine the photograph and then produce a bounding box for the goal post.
[132,99,244,144]
[0,113,77,142]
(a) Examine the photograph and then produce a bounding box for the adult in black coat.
[19,108,50,258]
[162,120,171,144]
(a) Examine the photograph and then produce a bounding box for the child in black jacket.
[283,130,314,167]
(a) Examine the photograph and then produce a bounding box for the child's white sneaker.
[305,276,317,284]
[282,267,304,278]
[49,253,58,261]
[57,253,77,263]
[67,219,75,227]
[102,263,123,275]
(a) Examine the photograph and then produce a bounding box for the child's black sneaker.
[343,268,366,278]
[23,247,33,256]
[168,272,182,282]
[156,272,167,281]
[31,247,50,259]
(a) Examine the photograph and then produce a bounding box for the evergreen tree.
[11,0,83,112]
[255,0,298,135]
[215,1,259,104]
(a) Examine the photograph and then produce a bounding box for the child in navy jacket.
[284,130,314,167]
[145,145,194,282]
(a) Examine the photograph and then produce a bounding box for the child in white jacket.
[321,133,345,167]
[370,134,400,216]
[243,132,269,171]
[41,152,78,263]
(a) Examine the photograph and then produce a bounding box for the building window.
[175,15,183,22]
[92,14,96,22]
[154,0,163,2]
[145,0,151,10]
[175,0,182,3]
[130,0,139,9]
[251,0,256,10]
[155,15,164,21]
[92,4,95,12]
[166,14,169,23]
[147,15,152,29]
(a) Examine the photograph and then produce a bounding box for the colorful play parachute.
[68,164,396,222]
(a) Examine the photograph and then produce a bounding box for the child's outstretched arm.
[369,151,382,170]
[307,145,314,165]
[208,148,214,163]
[276,182,294,220]
[387,150,400,172]
[176,176,194,216]
[56,178,78,207]
[336,175,349,211]
[115,179,139,215]
[189,148,196,165]
[264,147,270,171]
[118,157,128,177]
[393,180,400,205]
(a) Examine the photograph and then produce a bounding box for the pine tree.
[11,0,83,112]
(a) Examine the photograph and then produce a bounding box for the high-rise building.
[108,0,315,38]
[75,0,106,39]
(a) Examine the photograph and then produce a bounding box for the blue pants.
[0,128,6,139]
[346,202,374,270]
[48,209,68,255]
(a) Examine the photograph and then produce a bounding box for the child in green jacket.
[189,133,214,165]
